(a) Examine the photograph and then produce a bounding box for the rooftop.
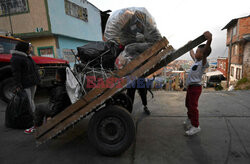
[221,15,250,30]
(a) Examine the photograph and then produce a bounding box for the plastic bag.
[77,41,122,69]
[115,42,152,69]
[104,7,162,45]
[66,67,82,103]
[5,89,33,129]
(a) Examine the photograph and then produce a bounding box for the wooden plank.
[35,38,169,138]
[36,46,174,142]
[143,35,206,77]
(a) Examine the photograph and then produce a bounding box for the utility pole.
[7,2,14,35]
[3,0,13,35]
[227,29,233,88]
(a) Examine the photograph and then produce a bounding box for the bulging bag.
[104,7,162,45]
[5,89,33,129]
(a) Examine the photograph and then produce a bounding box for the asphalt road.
[1,90,250,164]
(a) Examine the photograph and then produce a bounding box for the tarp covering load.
[77,41,122,69]
[115,42,152,69]
[104,7,162,46]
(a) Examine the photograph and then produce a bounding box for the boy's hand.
[204,31,212,41]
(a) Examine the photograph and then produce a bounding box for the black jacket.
[10,50,40,89]
[48,82,71,117]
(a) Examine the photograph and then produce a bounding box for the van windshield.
[0,37,19,54]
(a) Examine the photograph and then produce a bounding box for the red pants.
[185,85,202,127]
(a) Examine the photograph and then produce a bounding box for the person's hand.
[204,31,212,41]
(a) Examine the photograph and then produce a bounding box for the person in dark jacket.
[10,41,40,133]
[25,68,71,134]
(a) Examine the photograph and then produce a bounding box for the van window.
[0,37,19,54]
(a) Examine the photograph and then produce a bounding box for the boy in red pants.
[184,31,212,136]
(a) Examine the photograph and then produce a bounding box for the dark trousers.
[34,104,53,127]
[127,87,147,106]
[185,86,202,127]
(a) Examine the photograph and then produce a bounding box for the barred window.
[0,0,28,16]
[65,0,88,22]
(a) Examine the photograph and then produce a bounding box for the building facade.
[222,15,250,84]
[217,57,228,78]
[0,0,103,64]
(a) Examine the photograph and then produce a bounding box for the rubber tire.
[0,77,17,103]
[88,105,135,156]
[106,93,133,113]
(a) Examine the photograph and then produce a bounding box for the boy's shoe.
[144,106,151,115]
[183,118,191,130]
[24,126,36,134]
[185,126,201,136]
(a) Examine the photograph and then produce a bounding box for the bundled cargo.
[115,42,152,69]
[104,7,162,46]
[77,41,122,70]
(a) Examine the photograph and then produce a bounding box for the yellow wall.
[0,0,49,34]
[24,36,58,58]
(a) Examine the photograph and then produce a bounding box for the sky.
[88,0,250,60]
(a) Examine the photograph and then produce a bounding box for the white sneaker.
[183,118,191,130]
[185,126,201,136]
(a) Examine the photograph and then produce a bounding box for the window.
[62,49,76,63]
[0,36,19,54]
[232,25,237,36]
[236,68,241,80]
[0,0,28,16]
[234,44,238,55]
[65,0,88,22]
[219,62,223,69]
[231,66,234,77]
[38,46,54,58]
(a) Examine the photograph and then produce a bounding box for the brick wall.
[217,58,228,78]
[226,27,239,45]
[238,17,250,40]
[226,16,250,45]
[243,42,250,79]
[229,43,243,64]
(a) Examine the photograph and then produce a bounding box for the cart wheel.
[106,93,133,113]
[88,105,135,156]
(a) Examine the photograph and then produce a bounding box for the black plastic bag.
[5,89,33,129]
[77,41,122,69]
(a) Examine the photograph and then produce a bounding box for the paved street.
[1,90,250,164]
